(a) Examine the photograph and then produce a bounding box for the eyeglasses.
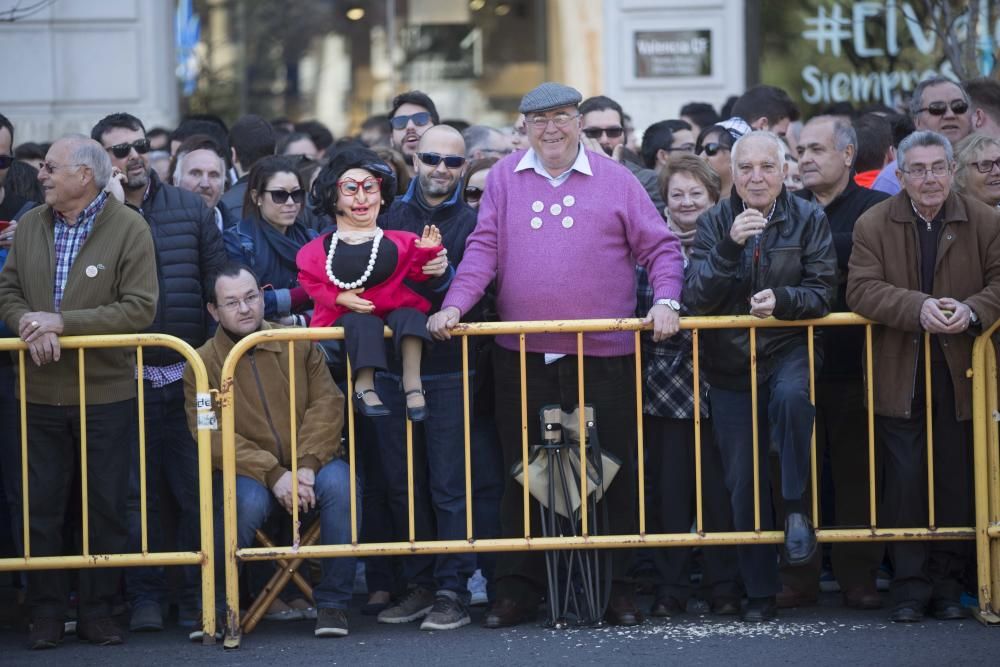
[526,113,580,130]
[666,143,697,154]
[464,185,483,204]
[39,161,84,175]
[337,176,381,197]
[917,100,970,116]
[696,142,730,157]
[582,126,624,139]
[901,163,951,179]
[390,112,432,130]
[970,158,1000,174]
[106,138,151,159]
[0,155,12,169]
[218,291,261,312]
[265,189,306,204]
[416,152,466,169]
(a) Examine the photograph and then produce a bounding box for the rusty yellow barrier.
[971,318,1000,624]
[0,334,217,644]
[218,313,996,647]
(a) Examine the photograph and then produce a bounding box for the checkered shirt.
[52,191,108,311]
[636,265,709,419]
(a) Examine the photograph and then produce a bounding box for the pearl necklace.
[325,228,383,289]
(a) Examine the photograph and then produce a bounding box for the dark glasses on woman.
[106,138,151,159]
[416,152,466,169]
[390,112,431,130]
[464,185,483,203]
[696,142,729,157]
[266,189,306,204]
[337,177,382,197]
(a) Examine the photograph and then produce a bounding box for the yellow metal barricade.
[971,319,1000,624]
[218,314,993,647]
[0,334,216,644]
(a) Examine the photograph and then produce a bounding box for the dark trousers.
[779,377,884,593]
[492,347,638,604]
[646,416,740,604]
[336,308,430,373]
[372,373,476,596]
[357,411,403,596]
[876,363,973,606]
[125,381,201,612]
[0,364,23,558]
[26,399,136,621]
[709,345,815,598]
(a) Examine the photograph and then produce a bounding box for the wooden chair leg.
[241,521,322,634]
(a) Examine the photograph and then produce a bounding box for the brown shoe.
[843,585,883,610]
[482,598,537,629]
[775,584,818,609]
[606,594,644,626]
[28,617,64,650]
[77,616,125,646]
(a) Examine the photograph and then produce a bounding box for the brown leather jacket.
[184,321,344,488]
[847,191,1000,420]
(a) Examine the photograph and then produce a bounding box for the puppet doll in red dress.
[297,148,444,421]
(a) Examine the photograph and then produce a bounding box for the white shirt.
[514,143,592,188]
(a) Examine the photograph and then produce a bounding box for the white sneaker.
[467,569,489,606]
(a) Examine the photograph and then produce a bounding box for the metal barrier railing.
[0,334,216,643]
[971,318,1000,624]
[218,314,994,647]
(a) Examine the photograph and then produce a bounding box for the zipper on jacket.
[249,351,285,463]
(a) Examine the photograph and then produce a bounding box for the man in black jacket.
[774,116,889,610]
[92,113,228,632]
[685,131,837,622]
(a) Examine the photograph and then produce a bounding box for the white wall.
[0,0,178,143]
[602,0,746,137]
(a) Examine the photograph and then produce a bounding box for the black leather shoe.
[482,598,537,629]
[740,596,777,623]
[77,616,125,645]
[650,596,684,618]
[931,598,967,620]
[354,390,391,418]
[711,597,741,616]
[28,618,63,650]
[784,512,817,565]
[889,602,924,623]
[404,389,429,422]
[606,595,644,626]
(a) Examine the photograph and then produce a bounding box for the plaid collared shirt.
[52,191,108,311]
[636,264,709,419]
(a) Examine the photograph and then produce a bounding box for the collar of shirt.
[515,143,592,187]
[54,190,109,228]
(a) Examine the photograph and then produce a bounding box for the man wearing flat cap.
[429,82,685,628]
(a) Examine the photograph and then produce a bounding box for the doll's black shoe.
[355,389,391,418]
[405,389,430,422]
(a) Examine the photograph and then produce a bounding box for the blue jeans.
[372,372,476,597]
[709,345,815,598]
[216,459,357,610]
[125,381,201,612]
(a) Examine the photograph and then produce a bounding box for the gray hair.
[897,130,954,171]
[953,132,1000,192]
[63,134,112,189]
[731,130,786,171]
[172,147,225,185]
[462,124,503,158]
[908,76,970,118]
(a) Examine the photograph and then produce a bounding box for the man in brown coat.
[847,130,1000,624]
[0,134,159,649]
[184,262,353,639]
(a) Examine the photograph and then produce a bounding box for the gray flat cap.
[519,82,582,114]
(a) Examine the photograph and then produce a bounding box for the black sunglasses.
[582,127,624,139]
[696,142,730,157]
[106,138,151,159]
[464,185,484,203]
[0,155,12,169]
[416,152,466,169]
[265,189,306,204]
[918,100,970,116]
[390,112,432,130]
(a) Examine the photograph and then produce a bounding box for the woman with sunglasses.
[463,157,498,209]
[224,155,317,327]
[695,125,736,197]
[954,133,1000,208]
[297,147,443,420]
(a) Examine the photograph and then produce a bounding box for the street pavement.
[0,592,996,666]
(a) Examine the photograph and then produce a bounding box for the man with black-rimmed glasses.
[90,113,227,633]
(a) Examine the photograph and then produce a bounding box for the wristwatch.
[654,298,681,312]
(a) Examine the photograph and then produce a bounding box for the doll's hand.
[415,224,442,248]
[335,289,375,314]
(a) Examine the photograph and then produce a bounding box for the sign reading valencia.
[633,29,713,78]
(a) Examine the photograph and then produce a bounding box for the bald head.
[413,125,467,206]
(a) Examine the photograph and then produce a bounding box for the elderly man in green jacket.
[0,134,158,650]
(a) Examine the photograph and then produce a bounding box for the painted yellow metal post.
[78,349,89,556]
[462,336,473,542]
[137,347,148,554]
[692,329,704,533]
[634,331,645,536]
[749,328,761,532]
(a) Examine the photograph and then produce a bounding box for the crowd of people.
[0,72,999,650]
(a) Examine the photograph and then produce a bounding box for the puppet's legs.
[401,337,426,411]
